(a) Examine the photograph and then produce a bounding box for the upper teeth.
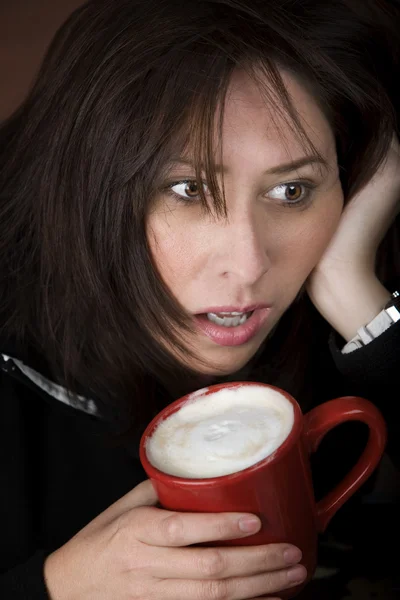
[207,312,250,327]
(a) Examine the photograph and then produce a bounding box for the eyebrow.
[167,155,329,175]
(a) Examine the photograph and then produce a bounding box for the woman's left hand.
[307,136,400,341]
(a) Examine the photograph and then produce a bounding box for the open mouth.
[205,311,254,327]
[194,308,271,347]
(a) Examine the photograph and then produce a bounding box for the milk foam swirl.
[146,386,294,478]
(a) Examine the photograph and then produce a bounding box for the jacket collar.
[0,352,100,417]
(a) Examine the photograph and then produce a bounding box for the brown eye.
[267,182,313,206]
[184,181,200,197]
[285,184,303,201]
[167,179,209,202]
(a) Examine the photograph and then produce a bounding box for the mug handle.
[303,396,387,533]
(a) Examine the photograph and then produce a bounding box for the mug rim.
[139,381,304,486]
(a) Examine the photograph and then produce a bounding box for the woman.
[0,0,399,598]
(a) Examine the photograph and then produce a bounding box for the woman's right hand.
[44,480,306,600]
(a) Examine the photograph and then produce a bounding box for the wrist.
[308,269,391,341]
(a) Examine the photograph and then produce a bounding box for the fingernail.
[238,516,261,533]
[287,565,307,585]
[283,546,302,565]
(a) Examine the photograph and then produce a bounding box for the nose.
[215,208,270,285]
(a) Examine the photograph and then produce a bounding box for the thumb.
[116,480,159,514]
[130,479,159,507]
[95,480,160,526]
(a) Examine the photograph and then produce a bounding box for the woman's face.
[147,69,343,375]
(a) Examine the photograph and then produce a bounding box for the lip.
[199,303,270,314]
[194,306,271,347]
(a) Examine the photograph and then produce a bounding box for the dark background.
[0,0,84,121]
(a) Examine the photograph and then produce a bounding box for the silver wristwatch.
[342,291,400,354]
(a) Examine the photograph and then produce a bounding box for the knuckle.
[265,569,289,592]
[160,514,185,545]
[198,548,226,578]
[214,516,232,539]
[201,579,230,600]
[265,545,281,568]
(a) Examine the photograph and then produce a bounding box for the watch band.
[342,291,400,354]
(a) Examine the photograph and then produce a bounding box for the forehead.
[164,67,336,178]
[217,68,335,164]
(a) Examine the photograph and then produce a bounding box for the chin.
[196,348,260,378]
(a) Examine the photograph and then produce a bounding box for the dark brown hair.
[0,0,399,429]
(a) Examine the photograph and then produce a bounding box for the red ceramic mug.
[139,382,387,597]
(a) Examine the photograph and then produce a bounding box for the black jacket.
[1,307,400,599]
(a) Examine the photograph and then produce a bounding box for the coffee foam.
[146,385,294,478]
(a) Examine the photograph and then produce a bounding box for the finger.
[149,544,302,579]
[156,566,307,600]
[133,508,262,546]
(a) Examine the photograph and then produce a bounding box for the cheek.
[314,189,345,252]
[147,223,182,289]
[277,191,344,279]
[146,210,205,293]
